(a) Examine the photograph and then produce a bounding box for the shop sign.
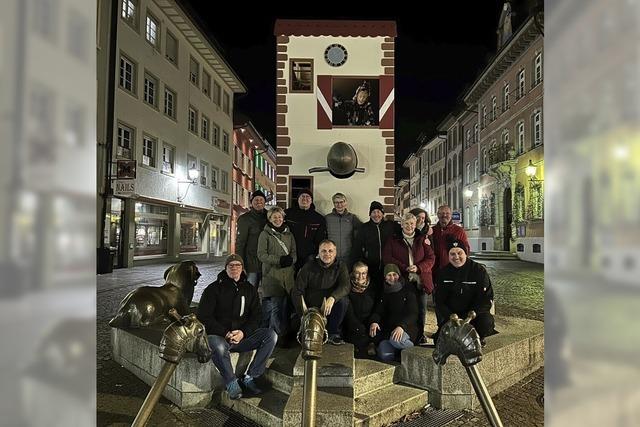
[452,210,462,224]
[115,180,135,197]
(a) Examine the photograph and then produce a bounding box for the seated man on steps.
[197,254,277,400]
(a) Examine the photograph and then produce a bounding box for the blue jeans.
[262,296,289,337]
[208,328,277,385]
[326,297,348,337]
[416,288,429,341]
[377,331,414,362]
[246,272,261,288]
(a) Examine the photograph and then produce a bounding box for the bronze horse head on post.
[297,298,328,360]
[160,309,212,364]
[109,260,201,329]
[432,311,483,367]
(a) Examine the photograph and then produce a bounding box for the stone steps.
[470,251,519,260]
[354,383,428,427]
[353,359,398,397]
[221,388,288,427]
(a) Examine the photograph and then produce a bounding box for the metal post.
[301,359,318,427]
[465,365,504,427]
[131,362,177,427]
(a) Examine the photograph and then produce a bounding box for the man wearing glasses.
[325,192,362,269]
[198,254,277,400]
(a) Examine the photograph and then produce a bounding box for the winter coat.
[369,281,419,342]
[325,209,362,265]
[382,233,436,294]
[431,222,471,273]
[284,206,327,271]
[257,224,297,297]
[352,219,397,272]
[292,258,350,316]
[434,258,494,326]
[344,286,377,341]
[236,208,268,273]
[197,270,261,338]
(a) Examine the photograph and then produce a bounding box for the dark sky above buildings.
[182,1,529,179]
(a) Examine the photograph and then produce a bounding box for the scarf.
[384,277,405,294]
[270,224,287,233]
[351,278,370,294]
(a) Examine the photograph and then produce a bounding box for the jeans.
[415,288,429,341]
[326,297,348,336]
[246,272,261,288]
[208,328,277,385]
[262,295,289,337]
[376,331,414,362]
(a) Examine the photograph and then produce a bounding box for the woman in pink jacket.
[383,212,435,345]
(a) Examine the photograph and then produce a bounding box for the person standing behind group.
[257,206,296,340]
[236,190,268,287]
[383,212,435,345]
[285,189,327,273]
[352,201,397,294]
[325,193,361,268]
[409,207,431,237]
[431,204,470,277]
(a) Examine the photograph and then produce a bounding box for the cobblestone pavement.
[97,259,543,426]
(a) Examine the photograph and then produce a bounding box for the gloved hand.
[280,254,294,268]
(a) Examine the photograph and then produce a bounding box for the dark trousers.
[208,328,277,385]
[326,297,348,336]
[435,309,495,339]
[414,285,429,341]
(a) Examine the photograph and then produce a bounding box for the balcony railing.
[488,143,515,167]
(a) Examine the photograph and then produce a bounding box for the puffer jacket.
[257,224,297,297]
[383,232,436,294]
[325,209,361,265]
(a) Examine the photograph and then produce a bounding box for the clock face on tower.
[324,44,348,67]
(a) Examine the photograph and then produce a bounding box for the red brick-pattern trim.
[277,127,289,136]
[277,78,287,86]
[384,196,395,204]
[277,95,286,104]
[385,171,394,179]
[277,165,289,175]
[276,36,289,43]
[384,67,394,75]
[277,184,288,193]
[384,180,395,187]
[381,58,394,67]
[386,146,394,154]
[383,205,394,213]
[384,37,394,42]
[277,136,290,146]
[279,156,292,165]
[277,53,288,61]
[379,188,394,196]
[277,114,286,126]
[277,105,288,113]
[386,163,394,171]
[277,45,287,52]
[277,70,284,78]
[277,176,287,184]
[277,86,288,94]
[381,43,394,50]
[383,51,394,58]
[385,155,394,162]
[277,62,286,69]
[277,147,288,155]
[382,131,394,137]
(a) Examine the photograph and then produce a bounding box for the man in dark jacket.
[292,240,350,345]
[285,189,327,272]
[197,254,277,400]
[352,201,398,293]
[236,190,268,287]
[369,264,418,361]
[434,240,496,345]
[325,192,361,268]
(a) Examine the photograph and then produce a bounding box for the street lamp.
[177,167,200,204]
[464,188,473,199]
[525,159,537,179]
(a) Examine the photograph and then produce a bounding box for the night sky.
[182,1,529,179]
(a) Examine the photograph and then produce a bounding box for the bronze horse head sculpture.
[160,309,212,364]
[296,298,328,360]
[432,311,483,367]
[109,260,201,329]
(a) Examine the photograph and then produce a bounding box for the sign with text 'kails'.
[115,180,135,197]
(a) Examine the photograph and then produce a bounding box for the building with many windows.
[97,0,246,268]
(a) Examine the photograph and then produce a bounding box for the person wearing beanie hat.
[367,263,418,362]
[236,188,268,287]
[434,241,496,346]
[285,190,327,272]
[198,253,277,400]
[351,201,397,294]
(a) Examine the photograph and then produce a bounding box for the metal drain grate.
[390,408,465,427]
[184,407,259,426]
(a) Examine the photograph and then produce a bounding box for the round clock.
[324,44,348,67]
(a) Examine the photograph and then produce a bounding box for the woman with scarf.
[369,264,418,362]
[434,239,496,346]
[257,206,296,340]
[344,262,378,358]
[382,212,435,345]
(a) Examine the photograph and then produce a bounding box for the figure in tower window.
[333,80,378,126]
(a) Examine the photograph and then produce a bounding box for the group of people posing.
[197,189,496,399]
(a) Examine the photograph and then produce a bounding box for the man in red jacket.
[431,205,471,276]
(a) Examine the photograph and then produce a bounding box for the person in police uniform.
[434,238,496,345]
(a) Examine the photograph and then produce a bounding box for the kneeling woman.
[434,239,496,345]
[368,264,418,362]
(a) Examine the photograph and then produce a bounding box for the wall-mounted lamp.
[464,188,473,199]
[177,167,200,204]
[525,159,542,181]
